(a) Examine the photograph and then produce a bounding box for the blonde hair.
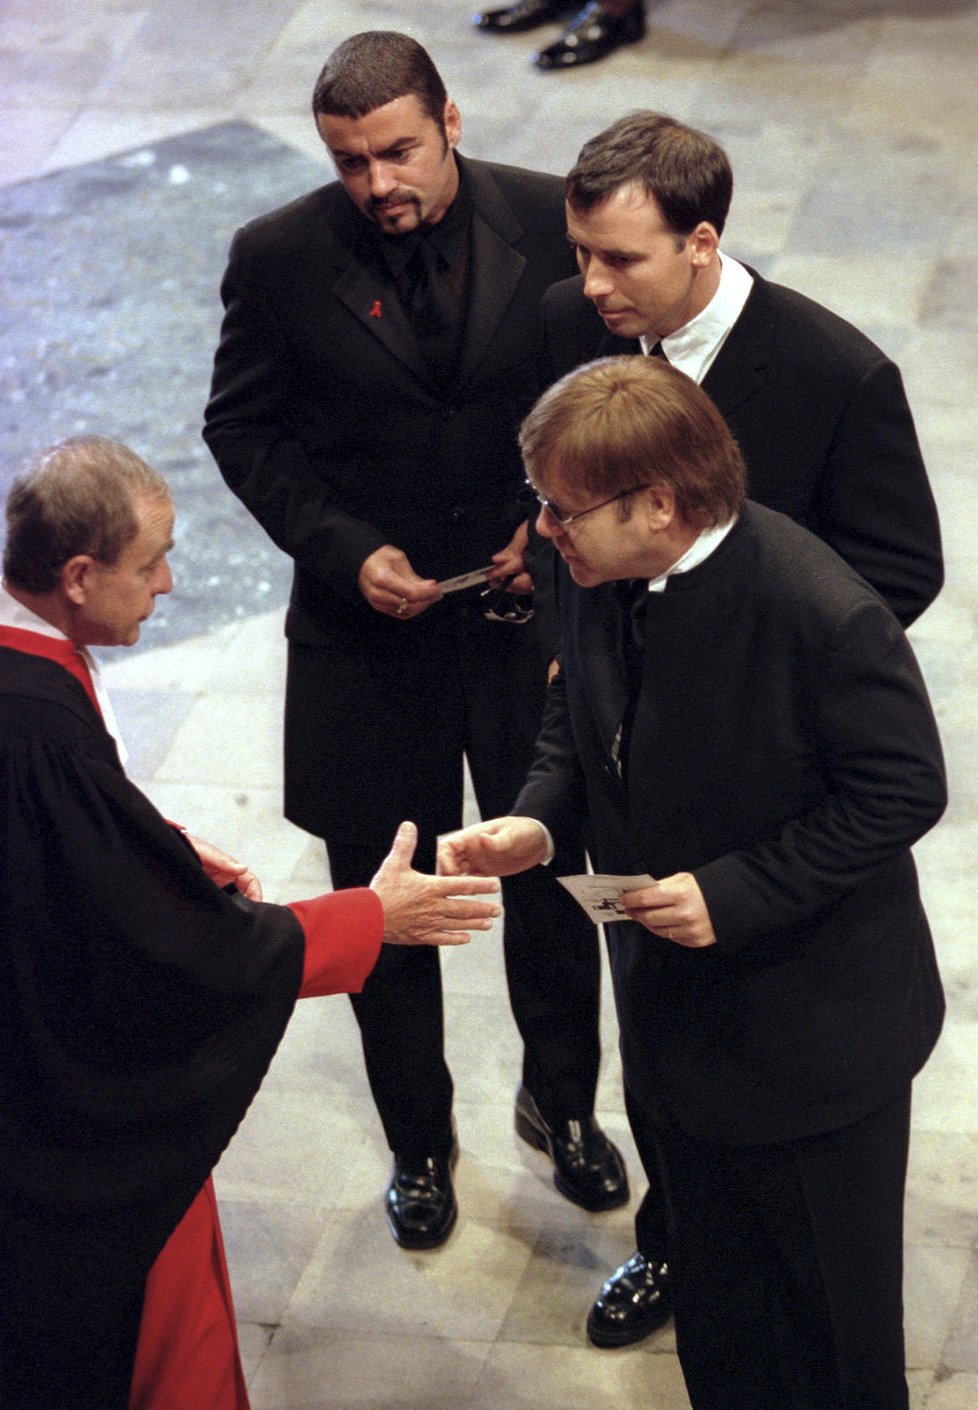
[520,356,744,528]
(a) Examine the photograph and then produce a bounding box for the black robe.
[0,645,306,1407]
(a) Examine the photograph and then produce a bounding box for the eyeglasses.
[529,482,649,530]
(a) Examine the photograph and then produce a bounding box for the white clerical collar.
[0,581,128,760]
[644,516,738,594]
[640,253,753,384]
[0,580,69,637]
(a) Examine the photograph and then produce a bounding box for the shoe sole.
[515,1109,629,1212]
[585,1302,673,1347]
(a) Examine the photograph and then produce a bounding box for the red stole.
[0,624,100,713]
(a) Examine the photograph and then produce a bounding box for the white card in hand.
[557,873,656,922]
[437,565,495,594]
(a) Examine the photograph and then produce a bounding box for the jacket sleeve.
[202,227,387,599]
[695,598,947,950]
[512,666,589,856]
[288,890,384,998]
[811,356,943,627]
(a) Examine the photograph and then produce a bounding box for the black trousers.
[322,599,602,1160]
[633,1085,913,1410]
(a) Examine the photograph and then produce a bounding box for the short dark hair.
[311,31,448,136]
[519,356,745,529]
[566,111,733,238]
[3,436,169,594]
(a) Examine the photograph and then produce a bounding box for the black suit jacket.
[539,270,943,631]
[514,505,946,1146]
[204,157,576,839]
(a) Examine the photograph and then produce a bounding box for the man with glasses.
[203,31,627,1254]
[440,356,946,1410]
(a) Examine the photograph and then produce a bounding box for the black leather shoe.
[533,0,645,68]
[586,1251,672,1347]
[515,1085,628,1211]
[474,0,570,33]
[385,1143,459,1250]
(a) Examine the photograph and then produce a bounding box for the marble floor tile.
[215,1086,390,1208]
[904,1242,972,1369]
[942,1248,978,1373]
[248,1327,493,1410]
[469,1340,692,1410]
[922,1374,978,1410]
[906,1130,978,1250]
[285,1211,537,1342]
[220,1200,330,1327]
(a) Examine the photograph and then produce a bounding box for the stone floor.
[2,2,977,1407]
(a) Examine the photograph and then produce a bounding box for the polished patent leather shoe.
[474,0,570,33]
[534,0,645,68]
[385,1143,459,1250]
[515,1085,628,1211]
[586,1251,672,1347]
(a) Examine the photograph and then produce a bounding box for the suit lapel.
[332,261,429,382]
[701,271,774,416]
[322,190,433,385]
[458,211,525,386]
[456,162,526,387]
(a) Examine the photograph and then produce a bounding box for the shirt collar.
[644,516,738,594]
[0,581,68,638]
[640,253,753,383]
[0,578,103,679]
[371,157,472,279]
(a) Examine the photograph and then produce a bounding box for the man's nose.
[582,259,613,299]
[368,161,397,198]
[535,506,557,540]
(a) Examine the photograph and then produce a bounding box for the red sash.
[0,624,100,714]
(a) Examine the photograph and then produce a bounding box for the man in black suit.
[533,108,944,1345]
[203,30,626,1252]
[440,356,946,1410]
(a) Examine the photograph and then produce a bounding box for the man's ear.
[60,555,97,606]
[688,221,719,269]
[443,99,462,150]
[643,484,676,530]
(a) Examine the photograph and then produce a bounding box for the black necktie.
[406,238,460,383]
[648,340,668,361]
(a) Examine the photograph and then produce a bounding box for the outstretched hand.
[371,821,502,946]
[437,816,550,877]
